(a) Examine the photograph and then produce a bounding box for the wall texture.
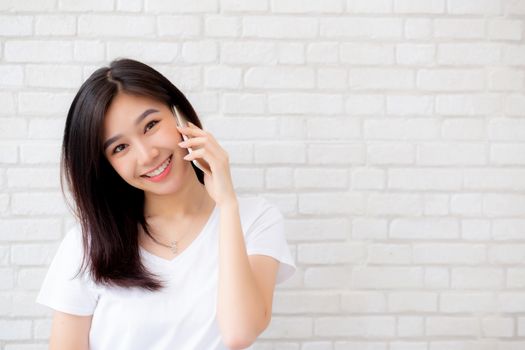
[1,0,525,349]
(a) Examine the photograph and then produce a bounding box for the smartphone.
[173,105,211,176]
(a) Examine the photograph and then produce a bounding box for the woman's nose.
[136,142,159,166]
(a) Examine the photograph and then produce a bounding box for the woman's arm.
[49,311,92,350]
[216,200,279,350]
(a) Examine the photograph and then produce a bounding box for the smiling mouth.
[141,155,172,178]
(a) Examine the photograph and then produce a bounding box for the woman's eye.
[112,144,126,154]
[145,120,159,132]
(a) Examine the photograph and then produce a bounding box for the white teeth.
[145,156,171,177]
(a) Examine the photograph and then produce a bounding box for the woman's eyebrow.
[103,108,159,151]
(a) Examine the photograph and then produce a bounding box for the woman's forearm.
[216,199,268,349]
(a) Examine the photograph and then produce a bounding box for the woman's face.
[102,92,190,195]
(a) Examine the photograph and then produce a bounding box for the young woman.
[36,58,296,350]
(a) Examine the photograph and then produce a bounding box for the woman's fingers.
[178,136,207,148]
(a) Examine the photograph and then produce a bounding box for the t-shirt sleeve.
[244,198,296,285]
[36,225,99,316]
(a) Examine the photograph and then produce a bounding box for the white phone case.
[173,105,211,176]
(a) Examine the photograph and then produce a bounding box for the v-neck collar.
[139,203,218,267]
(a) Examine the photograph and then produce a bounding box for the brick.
[231,168,263,190]
[269,93,343,115]
[11,243,58,265]
[285,218,348,241]
[271,0,343,13]
[397,317,424,337]
[299,193,365,215]
[11,192,67,215]
[364,119,440,140]
[368,143,414,165]
[0,268,14,290]
[307,43,339,63]
[442,118,486,140]
[243,16,317,39]
[462,219,491,241]
[145,0,218,13]
[417,69,485,91]
[204,16,239,37]
[28,118,66,139]
[340,43,395,65]
[204,66,242,89]
[20,141,61,164]
[221,42,277,64]
[417,143,486,165]
[502,44,525,66]
[492,219,525,240]
[157,15,201,37]
[368,194,423,216]
[245,67,315,89]
[394,0,445,13]
[0,0,55,12]
[368,244,411,264]
[293,168,348,189]
[413,243,486,265]
[346,95,384,115]
[316,316,396,337]
[116,0,141,12]
[352,218,388,239]
[499,293,525,313]
[482,318,514,337]
[26,64,82,88]
[447,0,501,15]
[277,42,305,64]
[307,118,360,139]
[298,242,365,264]
[436,94,502,116]
[5,40,72,63]
[341,292,387,313]
[488,68,524,91]
[0,118,26,139]
[58,0,113,11]
[304,266,349,288]
[404,18,432,39]
[222,93,265,115]
[206,118,275,139]
[426,317,479,336]
[108,41,179,63]
[489,19,522,40]
[489,245,525,264]
[0,142,18,163]
[7,167,60,189]
[273,291,339,314]
[0,320,31,340]
[507,268,525,288]
[320,17,403,39]
[18,268,47,290]
[318,68,347,89]
[255,142,306,164]
[35,15,76,36]
[346,0,392,13]
[423,194,449,216]
[0,64,23,87]
[352,267,424,289]
[222,0,268,12]
[0,15,32,36]
[441,292,495,313]
[351,167,385,190]
[390,218,459,239]
[396,43,435,65]
[18,92,73,116]
[434,19,485,39]
[386,95,434,116]
[424,267,449,288]
[464,169,525,190]
[388,292,438,312]
[0,219,61,241]
[506,94,525,116]
[73,40,105,62]
[451,267,504,288]
[349,68,414,90]
[489,118,525,140]
[451,194,483,216]
[438,43,500,65]
[484,194,525,217]
[181,41,217,63]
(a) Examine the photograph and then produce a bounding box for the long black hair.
[62,58,204,291]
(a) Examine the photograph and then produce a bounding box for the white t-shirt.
[36,196,296,350]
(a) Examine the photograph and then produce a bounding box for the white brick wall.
[0,0,524,349]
